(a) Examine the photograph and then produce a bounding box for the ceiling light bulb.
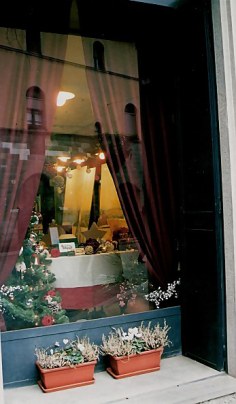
[57,91,75,107]
[56,166,65,173]
[58,156,70,162]
[73,158,85,164]
[99,152,105,160]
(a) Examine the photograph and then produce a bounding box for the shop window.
[93,41,105,70]
[0,6,180,331]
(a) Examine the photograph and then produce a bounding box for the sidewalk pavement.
[4,356,236,404]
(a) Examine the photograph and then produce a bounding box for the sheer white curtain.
[0,31,68,329]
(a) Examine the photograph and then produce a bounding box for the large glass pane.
[0,1,180,331]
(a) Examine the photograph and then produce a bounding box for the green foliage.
[0,254,69,330]
[100,321,171,357]
[35,336,99,369]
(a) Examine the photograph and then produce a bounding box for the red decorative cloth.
[56,284,120,310]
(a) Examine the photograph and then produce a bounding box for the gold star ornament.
[82,222,107,240]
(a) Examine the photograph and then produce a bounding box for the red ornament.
[46,290,56,297]
[50,248,60,258]
[41,315,54,326]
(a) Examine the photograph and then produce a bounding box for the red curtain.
[140,86,178,286]
[82,38,177,287]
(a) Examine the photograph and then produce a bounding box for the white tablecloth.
[49,250,139,288]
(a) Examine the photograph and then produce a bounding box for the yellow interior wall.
[63,166,95,228]
[63,163,126,242]
[100,164,123,216]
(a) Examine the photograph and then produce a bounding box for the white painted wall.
[211,0,236,377]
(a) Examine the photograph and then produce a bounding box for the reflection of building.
[0,26,140,238]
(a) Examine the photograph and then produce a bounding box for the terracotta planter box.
[36,360,97,392]
[107,348,163,379]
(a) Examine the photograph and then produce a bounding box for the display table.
[49,250,139,310]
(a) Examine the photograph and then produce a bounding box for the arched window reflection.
[26,86,45,129]
[93,41,105,71]
[124,103,137,136]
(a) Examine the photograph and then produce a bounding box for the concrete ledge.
[4,356,236,404]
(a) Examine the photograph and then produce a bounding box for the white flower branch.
[145,278,181,309]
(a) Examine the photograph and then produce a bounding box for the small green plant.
[35,336,99,369]
[100,321,171,357]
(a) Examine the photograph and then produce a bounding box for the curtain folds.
[0,129,46,286]
[82,38,177,287]
[0,36,68,288]
[140,86,178,286]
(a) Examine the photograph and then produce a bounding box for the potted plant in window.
[35,336,99,392]
[100,321,171,379]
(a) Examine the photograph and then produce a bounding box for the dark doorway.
[39,174,55,234]
[177,0,226,370]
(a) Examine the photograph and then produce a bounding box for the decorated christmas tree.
[0,215,69,330]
